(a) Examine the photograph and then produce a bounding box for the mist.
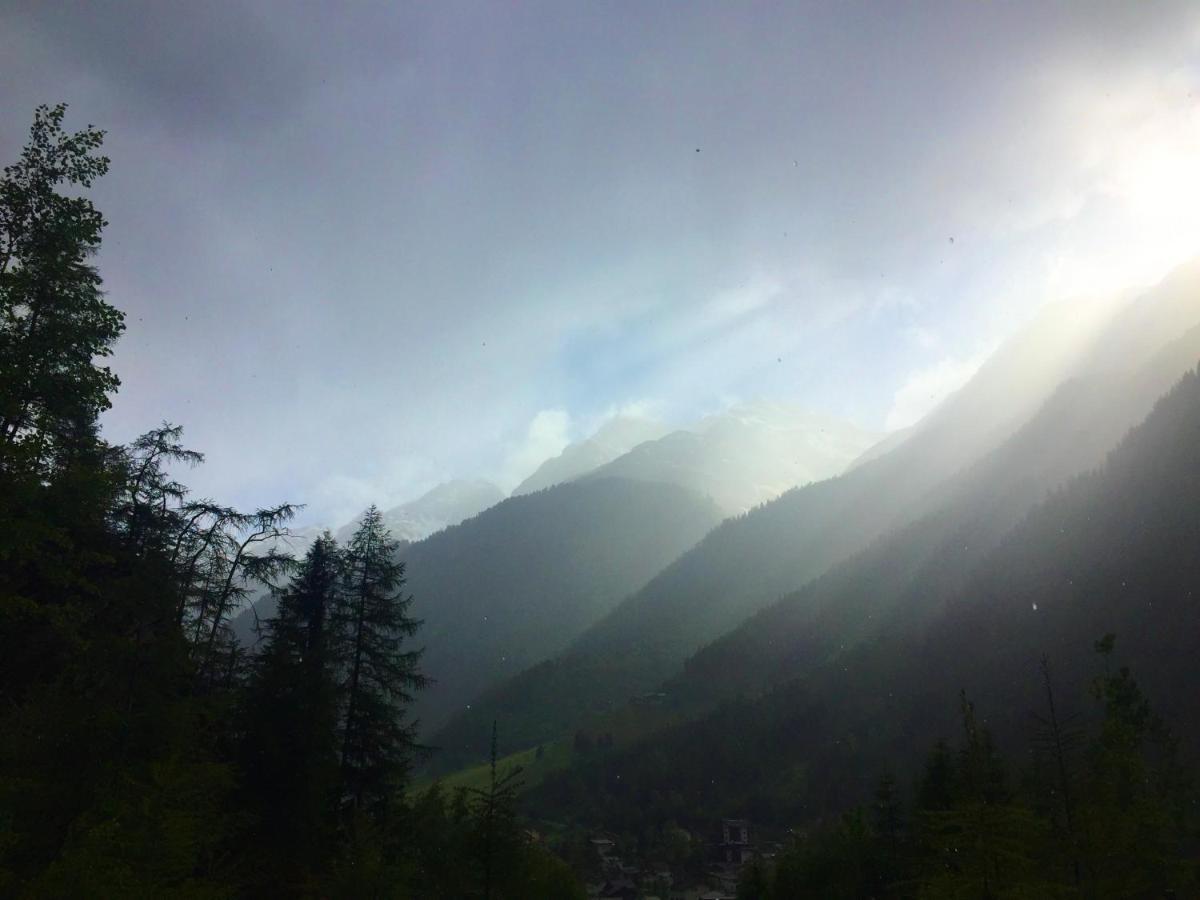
[7,5,1200,897]
[5,2,1200,526]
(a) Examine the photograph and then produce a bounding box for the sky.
[3,1,1200,526]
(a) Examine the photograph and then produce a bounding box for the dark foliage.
[0,106,583,898]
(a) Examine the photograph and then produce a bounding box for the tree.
[771,808,874,899]
[108,422,299,691]
[469,722,525,900]
[186,500,297,689]
[916,740,956,814]
[1077,634,1191,896]
[917,693,1047,898]
[0,112,222,889]
[871,771,905,890]
[241,533,343,888]
[736,855,770,900]
[0,104,123,475]
[1029,655,1085,889]
[335,506,428,820]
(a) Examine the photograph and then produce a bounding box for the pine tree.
[242,533,343,886]
[469,721,524,900]
[916,740,956,813]
[1029,655,1085,889]
[918,693,1046,898]
[871,771,905,890]
[1078,634,1191,896]
[335,506,428,820]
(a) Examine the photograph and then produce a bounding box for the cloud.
[308,455,444,532]
[498,409,572,491]
[904,326,941,351]
[4,2,1200,521]
[885,354,988,432]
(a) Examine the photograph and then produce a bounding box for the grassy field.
[413,737,573,797]
[413,698,693,800]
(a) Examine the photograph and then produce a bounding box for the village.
[580,819,781,900]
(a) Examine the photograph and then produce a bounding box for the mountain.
[427,261,1200,771]
[531,363,1200,831]
[336,478,504,544]
[231,480,504,646]
[845,423,915,471]
[585,402,880,514]
[512,416,668,495]
[514,406,878,515]
[400,477,724,735]
[231,478,721,732]
[670,315,1200,709]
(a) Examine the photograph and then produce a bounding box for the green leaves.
[0,104,123,476]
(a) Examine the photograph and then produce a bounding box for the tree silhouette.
[335,505,428,820]
[469,721,524,900]
[0,104,123,475]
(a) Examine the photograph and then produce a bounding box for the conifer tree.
[871,771,905,889]
[469,721,524,900]
[1078,634,1191,895]
[1030,655,1085,889]
[919,693,1046,898]
[242,533,343,885]
[916,739,956,813]
[335,506,428,819]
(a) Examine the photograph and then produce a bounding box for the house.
[718,818,755,866]
[721,819,749,846]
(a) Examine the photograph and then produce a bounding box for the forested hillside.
[11,3,1200,896]
[512,416,668,495]
[237,476,723,738]
[429,269,1200,770]
[528,363,1200,894]
[401,477,724,734]
[668,316,1200,708]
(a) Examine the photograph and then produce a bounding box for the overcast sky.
[4,1,1200,526]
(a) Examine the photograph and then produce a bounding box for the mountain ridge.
[427,261,1200,771]
[528,362,1200,830]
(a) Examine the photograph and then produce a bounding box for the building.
[718,818,755,866]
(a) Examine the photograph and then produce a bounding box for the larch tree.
[335,505,428,821]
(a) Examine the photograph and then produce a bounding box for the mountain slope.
[586,402,879,514]
[231,480,504,646]
[428,262,1200,770]
[512,416,668,495]
[402,477,724,735]
[672,317,1200,707]
[530,364,1200,830]
[337,478,503,544]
